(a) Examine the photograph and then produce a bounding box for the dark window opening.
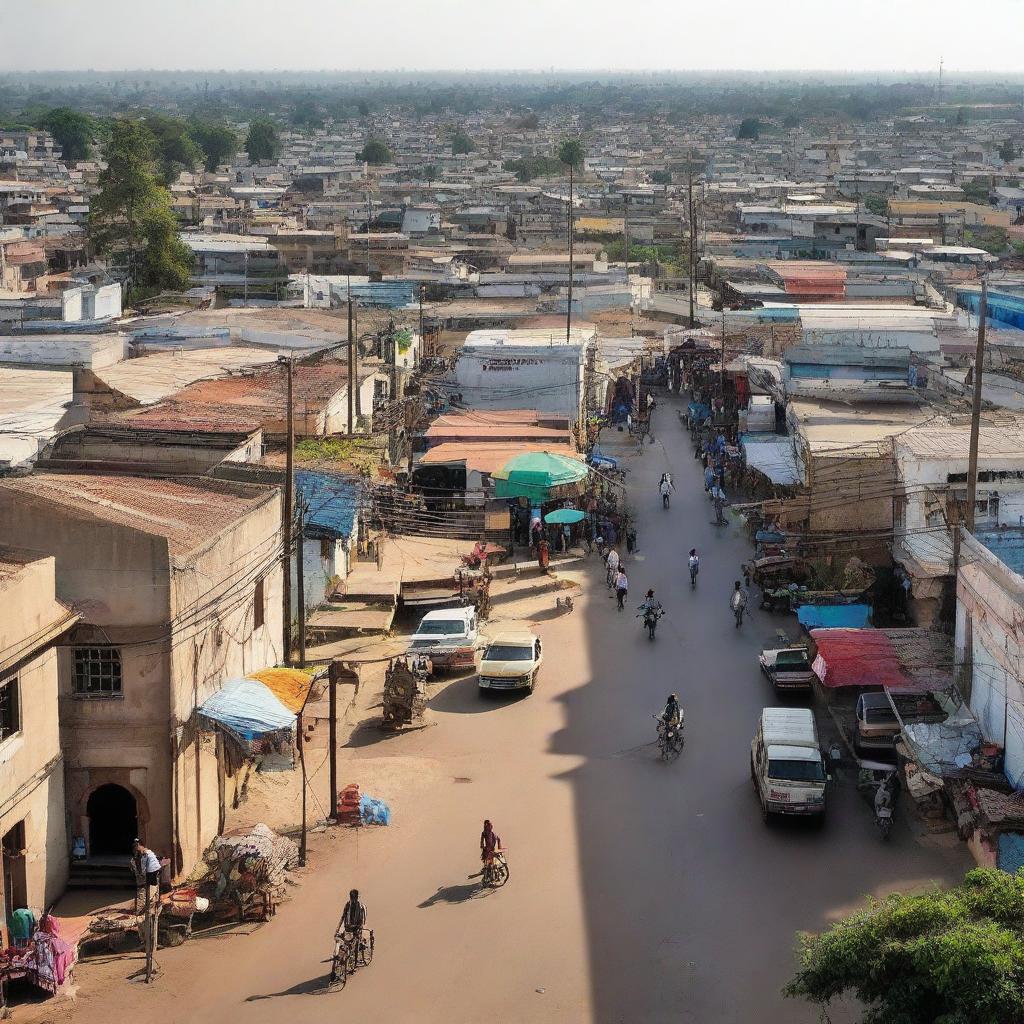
[0,674,20,742]
[73,647,122,697]
[254,578,265,630]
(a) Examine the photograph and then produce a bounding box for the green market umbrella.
[493,451,589,502]
[544,508,586,525]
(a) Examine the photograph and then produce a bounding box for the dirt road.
[62,393,969,1024]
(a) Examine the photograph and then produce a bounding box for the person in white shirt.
[614,569,629,610]
[688,548,700,585]
[605,547,620,587]
[133,839,161,888]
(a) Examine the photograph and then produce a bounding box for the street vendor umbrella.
[493,451,589,502]
[544,508,586,525]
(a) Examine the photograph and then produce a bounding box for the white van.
[408,607,479,672]
[750,707,828,821]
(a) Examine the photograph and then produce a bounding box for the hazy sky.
[3,0,1023,73]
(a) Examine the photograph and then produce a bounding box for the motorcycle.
[639,607,663,640]
[873,771,899,840]
[653,714,684,762]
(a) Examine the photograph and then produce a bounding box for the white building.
[956,529,1024,789]
[453,327,595,424]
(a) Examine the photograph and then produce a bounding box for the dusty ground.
[18,393,970,1024]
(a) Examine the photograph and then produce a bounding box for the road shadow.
[418,879,488,907]
[429,675,528,715]
[244,974,328,1000]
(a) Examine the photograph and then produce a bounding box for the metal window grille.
[0,674,20,741]
[73,647,122,696]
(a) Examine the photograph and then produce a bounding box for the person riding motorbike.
[730,580,748,628]
[638,588,663,636]
[688,548,699,586]
[662,693,681,730]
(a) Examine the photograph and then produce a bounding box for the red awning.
[810,628,929,691]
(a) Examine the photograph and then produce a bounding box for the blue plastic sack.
[359,793,391,826]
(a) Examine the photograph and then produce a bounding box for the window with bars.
[73,647,123,697]
[0,674,20,742]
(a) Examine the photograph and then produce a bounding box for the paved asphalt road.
[68,393,970,1024]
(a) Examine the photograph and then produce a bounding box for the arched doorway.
[87,784,137,857]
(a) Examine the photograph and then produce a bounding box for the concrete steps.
[68,859,136,890]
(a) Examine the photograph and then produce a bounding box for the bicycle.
[482,850,510,888]
[329,927,375,990]
[653,715,684,762]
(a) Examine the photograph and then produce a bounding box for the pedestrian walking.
[605,546,620,587]
[614,569,629,611]
[582,517,593,553]
[537,537,550,572]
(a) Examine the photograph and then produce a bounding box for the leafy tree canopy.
[785,869,1024,1024]
[451,129,475,155]
[503,155,563,182]
[90,119,192,295]
[737,117,760,140]
[37,107,95,161]
[187,119,238,172]
[142,112,202,182]
[558,137,585,169]
[359,137,392,164]
[999,138,1018,163]
[245,117,281,162]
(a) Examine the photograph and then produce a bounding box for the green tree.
[451,129,475,155]
[245,117,281,162]
[737,117,760,141]
[143,112,202,182]
[188,119,238,172]
[359,137,392,164]
[38,107,95,162]
[503,155,563,182]
[356,100,370,118]
[864,194,889,217]
[650,170,672,185]
[785,869,1024,1024]
[999,138,1018,163]
[90,119,192,295]
[558,137,585,170]
[290,95,322,129]
[420,164,439,183]
[515,112,540,130]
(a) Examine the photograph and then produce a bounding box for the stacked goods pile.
[335,784,392,825]
[188,823,298,920]
[336,783,362,825]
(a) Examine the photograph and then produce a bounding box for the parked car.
[854,692,901,755]
[750,707,828,822]
[759,641,815,695]
[478,631,543,694]
[408,607,479,673]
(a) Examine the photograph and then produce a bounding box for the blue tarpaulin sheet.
[198,678,296,740]
[589,452,618,470]
[797,604,871,630]
[998,832,1024,874]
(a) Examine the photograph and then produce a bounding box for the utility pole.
[347,296,355,435]
[623,193,630,276]
[720,310,726,406]
[296,500,306,668]
[965,279,988,533]
[418,284,425,360]
[566,159,574,345]
[688,156,697,327]
[281,356,294,665]
[365,190,372,276]
[328,661,340,822]
[297,708,307,866]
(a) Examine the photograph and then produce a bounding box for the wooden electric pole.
[296,500,306,668]
[347,296,355,434]
[328,661,340,821]
[297,708,307,866]
[965,279,988,533]
[566,160,574,344]
[282,356,295,665]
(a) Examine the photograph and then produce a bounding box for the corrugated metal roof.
[897,427,1024,459]
[296,470,358,539]
[0,473,274,556]
[419,441,580,475]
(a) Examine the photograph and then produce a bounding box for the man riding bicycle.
[480,819,502,864]
[336,888,367,950]
[662,693,681,730]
